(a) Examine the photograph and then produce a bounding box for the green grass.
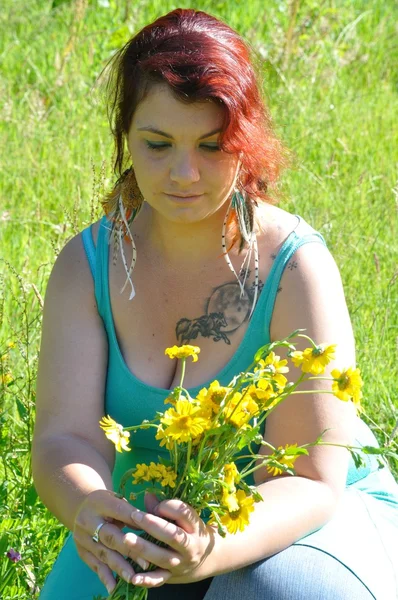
[1,0,397,597]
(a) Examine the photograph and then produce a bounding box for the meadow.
[0,0,397,597]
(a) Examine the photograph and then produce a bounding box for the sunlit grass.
[0,0,397,597]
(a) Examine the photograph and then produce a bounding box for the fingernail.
[131,509,143,523]
[134,575,143,584]
[137,557,149,570]
[122,570,132,583]
[106,584,113,593]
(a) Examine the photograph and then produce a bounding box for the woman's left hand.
[127,494,217,588]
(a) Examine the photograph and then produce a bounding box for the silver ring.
[92,521,107,543]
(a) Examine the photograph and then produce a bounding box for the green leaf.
[0,533,9,555]
[350,451,365,469]
[25,484,38,507]
[254,343,271,362]
[51,0,71,7]
[280,446,309,457]
[236,426,262,450]
[16,399,27,420]
[361,445,383,455]
[118,468,136,496]
[287,328,306,339]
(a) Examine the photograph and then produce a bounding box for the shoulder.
[254,204,353,347]
[270,229,354,357]
[255,203,300,250]
[255,203,335,279]
[45,219,103,309]
[50,218,103,275]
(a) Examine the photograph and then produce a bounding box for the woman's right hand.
[73,489,150,594]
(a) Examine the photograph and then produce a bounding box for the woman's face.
[127,83,240,224]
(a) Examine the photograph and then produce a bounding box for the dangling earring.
[101,166,144,300]
[221,187,259,318]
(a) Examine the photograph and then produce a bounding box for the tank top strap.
[80,216,109,321]
[94,215,111,322]
[81,225,96,278]
[262,216,327,330]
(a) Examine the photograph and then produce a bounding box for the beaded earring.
[101,166,144,300]
[221,187,259,317]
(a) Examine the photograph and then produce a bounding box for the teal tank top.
[81,214,393,506]
[38,215,398,600]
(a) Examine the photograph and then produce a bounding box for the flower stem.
[173,440,192,498]
[289,390,334,395]
[179,359,186,390]
[296,333,317,347]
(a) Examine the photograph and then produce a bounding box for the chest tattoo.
[175,277,264,345]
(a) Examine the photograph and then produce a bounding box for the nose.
[169,150,200,186]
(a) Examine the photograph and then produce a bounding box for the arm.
[32,229,141,592]
[121,242,358,586]
[202,242,357,575]
[32,230,113,529]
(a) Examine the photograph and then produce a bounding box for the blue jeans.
[148,545,375,599]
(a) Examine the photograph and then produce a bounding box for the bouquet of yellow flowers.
[96,330,390,600]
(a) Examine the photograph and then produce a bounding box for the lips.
[166,193,203,198]
[165,193,203,201]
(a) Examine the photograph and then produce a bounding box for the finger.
[132,568,172,588]
[130,509,192,556]
[97,493,138,528]
[74,526,136,584]
[76,545,116,594]
[144,492,161,515]
[98,523,151,571]
[77,489,138,530]
[123,530,182,570]
[153,499,201,534]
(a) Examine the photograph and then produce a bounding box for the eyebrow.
[136,126,222,140]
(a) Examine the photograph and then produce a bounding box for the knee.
[205,545,374,600]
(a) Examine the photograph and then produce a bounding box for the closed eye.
[145,141,220,152]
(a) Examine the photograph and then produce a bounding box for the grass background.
[0,0,397,597]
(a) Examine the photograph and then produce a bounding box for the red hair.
[104,8,289,236]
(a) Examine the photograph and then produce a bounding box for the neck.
[138,203,231,266]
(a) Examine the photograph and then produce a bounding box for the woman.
[32,8,398,600]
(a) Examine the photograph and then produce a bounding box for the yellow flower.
[161,399,209,443]
[164,395,177,406]
[246,383,279,410]
[1,373,13,386]
[255,352,289,390]
[290,344,336,375]
[267,444,299,476]
[99,415,131,453]
[197,380,231,416]
[256,352,289,376]
[220,490,255,534]
[147,462,164,479]
[222,490,240,512]
[132,463,150,484]
[158,465,178,488]
[148,462,178,488]
[223,392,259,428]
[155,425,175,450]
[221,463,241,510]
[132,462,178,488]
[165,345,200,362]
[331,367,363,408]
[223,463,240,487]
